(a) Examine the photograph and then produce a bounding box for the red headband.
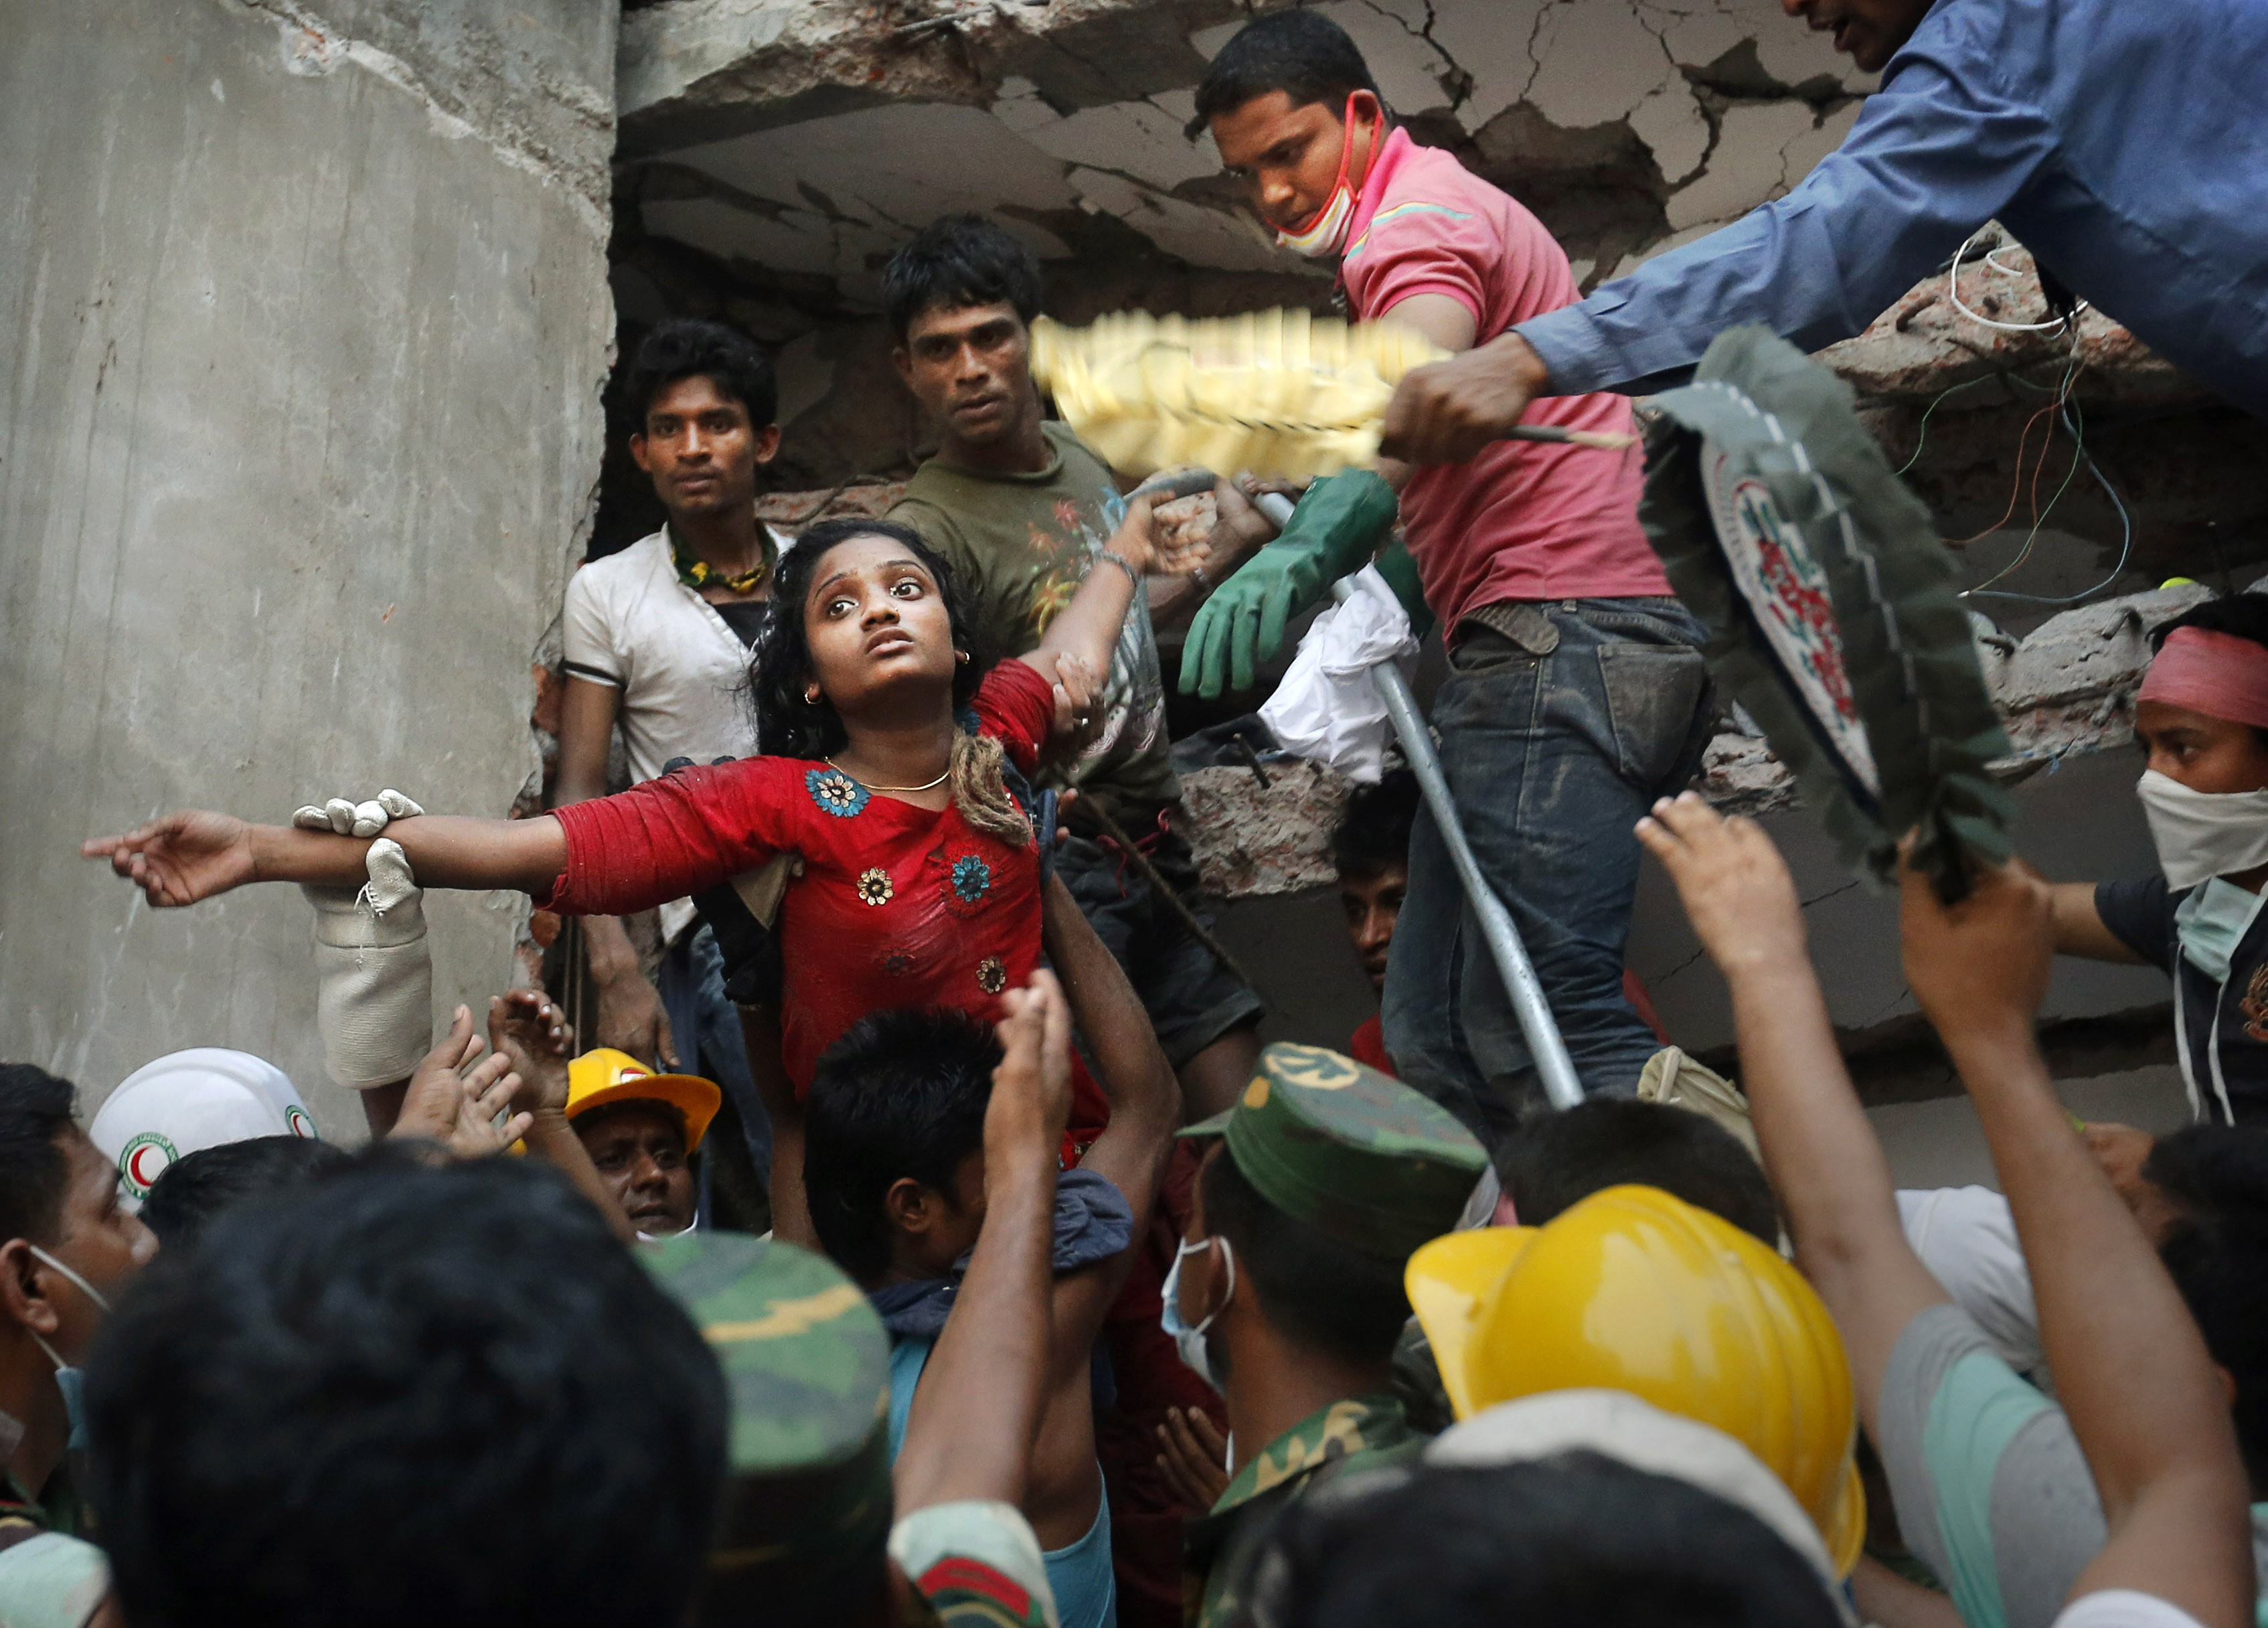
[2138,627,2268,730]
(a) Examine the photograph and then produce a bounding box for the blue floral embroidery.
[806,767,868,819]
[951,854,993,904]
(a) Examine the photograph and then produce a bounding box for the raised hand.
[489,990,574,1121]
[1155,1405,1231,1513]
[1897,845,2054,1045]
[82,811,258,907]
[447,1054,534,1159]
[987,969,1073,1165]
[391,1006,530,1156]
[1634,791,1808,979]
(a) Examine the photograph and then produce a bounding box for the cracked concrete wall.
[613,0,1876,489]
[0,0,616,1135]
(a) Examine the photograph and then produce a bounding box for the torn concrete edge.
[616,0,1253,158]
[231,0,615,233]
[1704,580,2214,817]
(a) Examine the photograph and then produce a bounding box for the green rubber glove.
[1178,470,1400,698]
[1372,538,1436,643]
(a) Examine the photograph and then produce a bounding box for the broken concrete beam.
[1701,580,2214,815]
[754,479,907,528]
[1819,238,2207,414]
[1180,760,1351,898]
[618,0,1255,157]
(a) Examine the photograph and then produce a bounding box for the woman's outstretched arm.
[86,810,566,907]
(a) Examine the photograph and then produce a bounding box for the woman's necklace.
[827,756,950,794]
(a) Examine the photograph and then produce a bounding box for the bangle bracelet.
[1189,563,1214,598]
[1099,550,1142,590]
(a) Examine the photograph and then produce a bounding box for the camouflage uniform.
[1176,1044,1487,1627]
[643,1232,1061,1628]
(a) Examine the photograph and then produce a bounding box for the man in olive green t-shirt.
[882,216,1277,1123]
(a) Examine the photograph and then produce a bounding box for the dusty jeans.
[1381,597,1711,1143]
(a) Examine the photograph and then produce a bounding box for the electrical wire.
[1947,230,2089,334]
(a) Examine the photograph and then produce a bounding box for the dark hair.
[85,1155,727,1628]
[1493,1099,1779,1246]
[137,1135,353,1250]
[2150,592,2268,655]
[1190,10,1382,137]
[2145,1125,2268,1486]
[752,517,983,760]
[1246,1455,1846,1628]
[1331,768,1420,880]
[0,1064,79,1246]
[625,317,778,430]
[882,214,1042,341]
[1202,1149,1410,1365]
[803,1009,1000,1282]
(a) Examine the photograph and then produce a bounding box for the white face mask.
[2137,768,2268,891]
[1159,1235,1234,1392]
[24,1246,111,1452]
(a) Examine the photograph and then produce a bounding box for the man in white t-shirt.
[556,318,782,1188]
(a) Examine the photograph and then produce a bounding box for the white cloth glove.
[303,825,432,1090]
[293,787,424,839]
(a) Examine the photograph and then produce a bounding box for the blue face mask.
[25,1246,111,1453]
[1159,1235,1234,1393]
[2174,876,2268,982]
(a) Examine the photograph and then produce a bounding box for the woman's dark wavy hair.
[751,517,985,759]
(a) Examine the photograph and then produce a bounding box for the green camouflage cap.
[1181,1042,1487,1260]
[641,1232,893,1576]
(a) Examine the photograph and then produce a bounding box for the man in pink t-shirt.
[1187,11,1711,1137]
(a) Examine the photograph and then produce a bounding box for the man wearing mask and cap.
[1165,1041,1487,1627]
[0,1062,158,1627]
[2050,596,2268,1126]
[1188,11,1712,1134]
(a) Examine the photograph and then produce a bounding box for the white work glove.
[293,787,424,838]
[301,790,431,1090]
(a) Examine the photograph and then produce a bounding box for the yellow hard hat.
[565,1048,721,1155]
[1406,1185,1866,1577]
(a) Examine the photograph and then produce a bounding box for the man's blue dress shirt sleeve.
[1520,34,2058,397]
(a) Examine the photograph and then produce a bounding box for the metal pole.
[1251,491,1584,1111]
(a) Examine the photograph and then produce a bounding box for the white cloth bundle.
[1259,564,1418,785]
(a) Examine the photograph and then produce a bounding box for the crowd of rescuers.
[28,0,2268,1621]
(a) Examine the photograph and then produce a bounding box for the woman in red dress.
[86,504,1176,1236]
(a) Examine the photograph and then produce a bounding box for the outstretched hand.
[82,811,257,907]
[987,969,1073,1167]
[392,1005,533,1157]
[489,990,575,1121]
[1898,844,2054,1045]
[1635,792,1808,979]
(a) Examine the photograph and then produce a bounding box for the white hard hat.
[90,1049,319,1208]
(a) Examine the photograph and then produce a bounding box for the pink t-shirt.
[1340,130,1669,628]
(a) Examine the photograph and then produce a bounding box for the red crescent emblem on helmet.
[126,1141,169,1191]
